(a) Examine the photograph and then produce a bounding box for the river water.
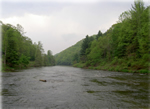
[1,66,149,109]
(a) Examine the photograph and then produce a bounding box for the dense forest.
[55,1,149,73]
[1,21,55,71]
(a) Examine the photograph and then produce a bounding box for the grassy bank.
[73,61,150,74]
[2,61,36,72]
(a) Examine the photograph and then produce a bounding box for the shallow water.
[1,66,150,109]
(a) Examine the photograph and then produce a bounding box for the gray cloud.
[62,33,78,41]
[1,0,148,54]
[1,1,65,18]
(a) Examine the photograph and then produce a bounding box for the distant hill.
[55,35,96,65]
[55,39,83,65]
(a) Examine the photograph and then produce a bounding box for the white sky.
[0,0,149,55]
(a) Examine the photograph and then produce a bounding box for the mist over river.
[2,66,149,109]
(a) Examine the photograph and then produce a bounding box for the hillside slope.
[55,39,83,65]
[74,1,149,73]
[55,1,149,73]
[55,34,96,65]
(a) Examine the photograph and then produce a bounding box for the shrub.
[115,66,121,72]
[139,69,149,73]
[111,57,118,65]
[121,69,129,73]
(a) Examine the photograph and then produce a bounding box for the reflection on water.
[1,66,149,108]
[2,89,11,96]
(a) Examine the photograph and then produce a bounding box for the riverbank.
[2,61,55,72]
[2,61,33,72]
[73,62,150,74]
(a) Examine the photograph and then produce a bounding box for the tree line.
[73,0,149,73]
[1,21,55,71]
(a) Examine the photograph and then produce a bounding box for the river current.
[1,66,149,109]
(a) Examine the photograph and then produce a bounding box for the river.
[1,66,149,109]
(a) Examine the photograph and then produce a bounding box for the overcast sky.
[0,0,149,55]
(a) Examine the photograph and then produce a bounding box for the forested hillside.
[55,39,84,65]
[55,34,97,65]
[1,21,55,71]
[57,1,150,73]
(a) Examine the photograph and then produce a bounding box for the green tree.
[47,50,55,65]
[1,22,9,67]
[19,54,30,67]
[4,25,20,67]
[34,41,44,67]
[80,35,94,62]
[80,35,89,56]
[96,30,103,40]
[129,0,145,58]
[1,21,55,70]
[72,53,79,64]
[43,54,49,66]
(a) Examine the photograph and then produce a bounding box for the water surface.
[2,66,149,108]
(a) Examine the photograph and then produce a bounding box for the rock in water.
[39,79,47,82]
